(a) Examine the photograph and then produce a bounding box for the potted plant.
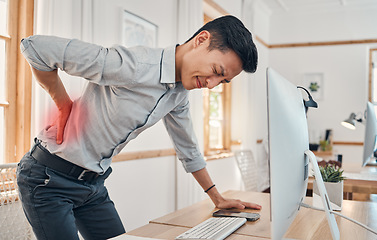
[313,165,345,211]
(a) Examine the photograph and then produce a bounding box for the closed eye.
[221,79,231,84]
[213,66,225,77]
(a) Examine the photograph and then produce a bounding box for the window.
[0,0,34,163]
[0,0,10,163]
[202,1,232,156]
[203,84,232,156]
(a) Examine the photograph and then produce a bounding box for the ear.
[194,30,210,48]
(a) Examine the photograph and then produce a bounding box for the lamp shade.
[341,113,356,130]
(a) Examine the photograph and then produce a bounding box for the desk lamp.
[341,112,363,130]
[342,103,377,167]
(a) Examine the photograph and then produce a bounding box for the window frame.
[203,83,232,156]
[202,1,233,157]
[1,0,34,163]
[369,48,377,104]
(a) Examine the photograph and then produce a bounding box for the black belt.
[31,143,100,182]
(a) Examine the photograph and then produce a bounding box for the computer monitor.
[266,68,339,240]
[362,102,377,167]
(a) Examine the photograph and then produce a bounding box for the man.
[17,15,260,240]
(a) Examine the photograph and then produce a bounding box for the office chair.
[0,163,35,239]
[234,150,258,192]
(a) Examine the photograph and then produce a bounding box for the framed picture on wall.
[303,73,324,101]
[122,10,158,48]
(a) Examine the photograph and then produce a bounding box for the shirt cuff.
[180,156,207,173]
[20,38,55,72]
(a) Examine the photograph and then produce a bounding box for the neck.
[175,43,190,83]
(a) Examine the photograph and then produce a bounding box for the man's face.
[179,32,243,90]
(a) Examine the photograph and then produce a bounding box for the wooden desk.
[150,191,270,238]
[313,150,333,159]
[127,190,377,240]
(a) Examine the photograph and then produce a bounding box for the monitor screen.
[362,102,377,167]
[267,68,309,240]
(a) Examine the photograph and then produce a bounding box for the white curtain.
[240,0,270,192]
[175,0,206,210]
[31,0,93,140]
[176,0,203,44]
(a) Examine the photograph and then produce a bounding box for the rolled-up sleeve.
[163,99,207,173]
[20,35,136,85]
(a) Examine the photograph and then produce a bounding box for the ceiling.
[259,0,377,15]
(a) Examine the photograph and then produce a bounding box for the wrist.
[51,82,72,110]
[204,184,216,193]
[57,98,73,111]
[206,187,225,206]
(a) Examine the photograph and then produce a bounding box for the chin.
[181,79,194,90]
[183,85,193,90]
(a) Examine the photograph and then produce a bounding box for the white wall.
[269,7,377,44]
[259,6,377,171]
[92,0,177,48]
[105,156,176,232]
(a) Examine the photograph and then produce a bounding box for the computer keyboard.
[175,217,246,240]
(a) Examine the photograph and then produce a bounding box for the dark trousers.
[16,148,125,240]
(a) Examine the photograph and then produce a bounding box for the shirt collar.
[160,45,177,89]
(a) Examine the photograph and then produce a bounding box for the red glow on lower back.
[39,99,89,145]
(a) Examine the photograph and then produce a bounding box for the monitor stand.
[305,150,340,240]
[366,157,377,167]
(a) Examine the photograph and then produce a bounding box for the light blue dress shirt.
[21,35,206,174]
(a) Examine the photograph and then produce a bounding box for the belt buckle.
[78,169,90,180]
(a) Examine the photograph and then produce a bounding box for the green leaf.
[318,165,345,182]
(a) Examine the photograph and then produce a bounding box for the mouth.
[196,76,202,89]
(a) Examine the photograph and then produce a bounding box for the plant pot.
[313,180,343,211]
[309,143,319,151]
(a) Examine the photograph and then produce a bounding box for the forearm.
[192,167,262,210]
[31,67,72,109]
[31,67,73,144]
[191,167,224,206]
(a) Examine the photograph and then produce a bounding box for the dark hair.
[186,15,258,73]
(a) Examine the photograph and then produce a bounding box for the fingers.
[234,200,262,210]
[218,198,262,210]
[243,201,262,210]
[56,120,64,144]
[56,113,68,144]
[56,101,73,145]
[233,202,246,210]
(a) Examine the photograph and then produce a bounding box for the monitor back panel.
[267,68,309,240]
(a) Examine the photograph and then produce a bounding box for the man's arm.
[20,35,133,144]
[31,67,72,144]
[192,167,262,210]
[21,35,137,86]
[164,98,261,210]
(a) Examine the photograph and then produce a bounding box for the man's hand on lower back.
[56,100,73,144]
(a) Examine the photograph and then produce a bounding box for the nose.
[206,76,223,89]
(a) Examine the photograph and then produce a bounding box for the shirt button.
[168,83,174,88]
